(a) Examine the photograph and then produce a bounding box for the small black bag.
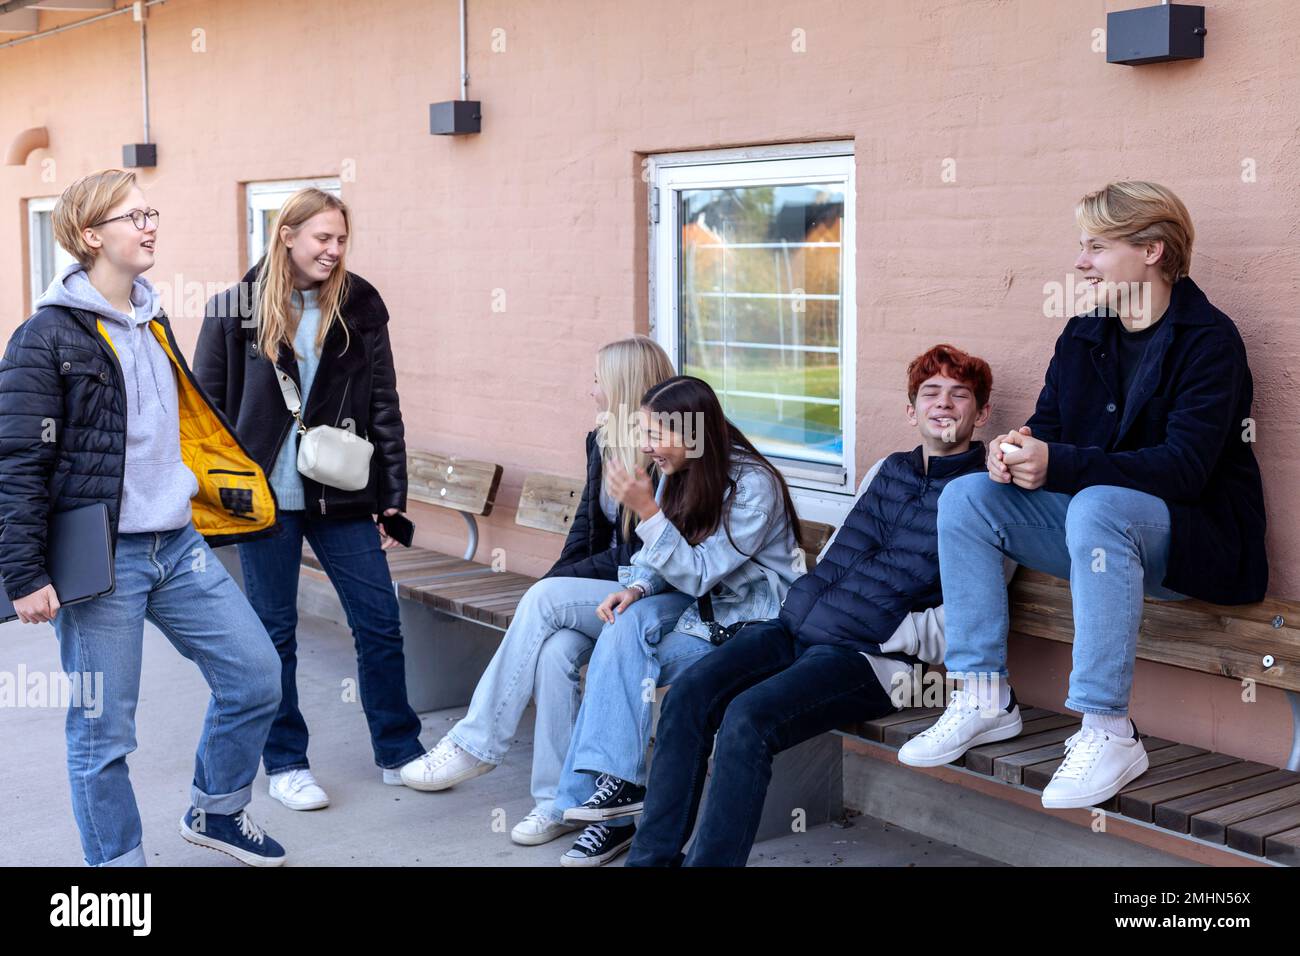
[696,590,760,647]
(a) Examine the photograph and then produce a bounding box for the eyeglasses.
[91,208,160,230]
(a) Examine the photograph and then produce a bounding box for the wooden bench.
[838,567,1300,866]
[387,466,584,634]
[313,454,835,641]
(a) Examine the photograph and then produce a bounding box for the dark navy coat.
[1027,275,1267,605]
[779,442,986,656]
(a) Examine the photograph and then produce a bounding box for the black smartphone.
[378,512,415,548]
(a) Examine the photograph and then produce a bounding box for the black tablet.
[0,503,116,623]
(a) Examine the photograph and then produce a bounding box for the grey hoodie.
[35,263,198,533]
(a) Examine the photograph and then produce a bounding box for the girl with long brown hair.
[552,375,803,865]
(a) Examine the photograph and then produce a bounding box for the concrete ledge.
[397,599,505,712]
[755,732,843,843]
[842,735,1276,867]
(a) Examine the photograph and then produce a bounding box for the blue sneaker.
[179,807,287,867]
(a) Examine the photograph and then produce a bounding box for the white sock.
[1083,712,1133,737]
[963,677,1011,712]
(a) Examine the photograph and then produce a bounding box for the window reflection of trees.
[678,184,844,465]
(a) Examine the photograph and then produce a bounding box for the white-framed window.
[246,178,342,268]
[28,196,76,308]
[649,143,857,523]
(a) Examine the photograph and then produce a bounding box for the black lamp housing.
[122,143,157,167]
[429,100,481,135]
[1107,3,1206,66]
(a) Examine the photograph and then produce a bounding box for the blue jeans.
[52,524,282,867]
[238,511,424,773]
[627,618,894,867]
[554,591,699,819]
[938,476,1185,715]
[448,576,612,820]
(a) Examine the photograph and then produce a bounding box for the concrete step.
[839,735,1263,866]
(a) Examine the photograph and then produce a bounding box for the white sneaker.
[897,689,1023,768]
[1041,725,1148,809]
[511,806,580,846]
[399,736,494,792]
[268,769,330,811]
[381,768,404,785]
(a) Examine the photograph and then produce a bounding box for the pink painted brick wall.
[3,0,1297,763]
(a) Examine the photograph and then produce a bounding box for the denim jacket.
[618,454,800,641]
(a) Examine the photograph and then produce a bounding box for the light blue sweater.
[269,288,322,511]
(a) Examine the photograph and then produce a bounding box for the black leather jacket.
[193,267,407,520]
[543,429,645,581]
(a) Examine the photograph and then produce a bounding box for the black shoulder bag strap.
[697,589,757,647]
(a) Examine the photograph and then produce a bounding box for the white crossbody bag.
[275,369,375,492]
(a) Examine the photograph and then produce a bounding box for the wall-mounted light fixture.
[1107,2,1207,66]
[430,0,481,135]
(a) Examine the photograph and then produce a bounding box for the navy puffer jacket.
[0,306,276,602]
[779,442,985,657]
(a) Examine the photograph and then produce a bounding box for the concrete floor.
[0,609,997,867]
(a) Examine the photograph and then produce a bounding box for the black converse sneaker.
[562,773,646,822]
[560,823,636,867]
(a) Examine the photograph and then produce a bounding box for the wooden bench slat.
[1265,826,1300,866]
[1153,769,1300,833]
[464,597,532,628]
[1225,803,1300,856]
[993,736,1179,785]
[404,564,525,584]
[397,564,500,589]
[878,715,956,748]
[1016,567,1300,628]
[1009,570,1300,692]
[479,600,537,630]
[413,572,538,625]
[879,707,1053,748]
[1189,781,1300,843]
[446,585,537,613]
[845,707,945,742]
[423,588,532,625]
[406,451,503,516]
[516,473,585,535]
[962,720,1081,775]
[411,569,535,593]
[1112,753,1240,800]
[1012,578,1299,654]
[414,580,535,612]
[1022,741,1209,791]
[387,551,477,573]
[404,575,526,608]
[838,676,1296,861]
[1117,760,1273,822]
[1019,758,1064,791]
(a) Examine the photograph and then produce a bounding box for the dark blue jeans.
[626,617,894,867]
[238,511,425,773]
